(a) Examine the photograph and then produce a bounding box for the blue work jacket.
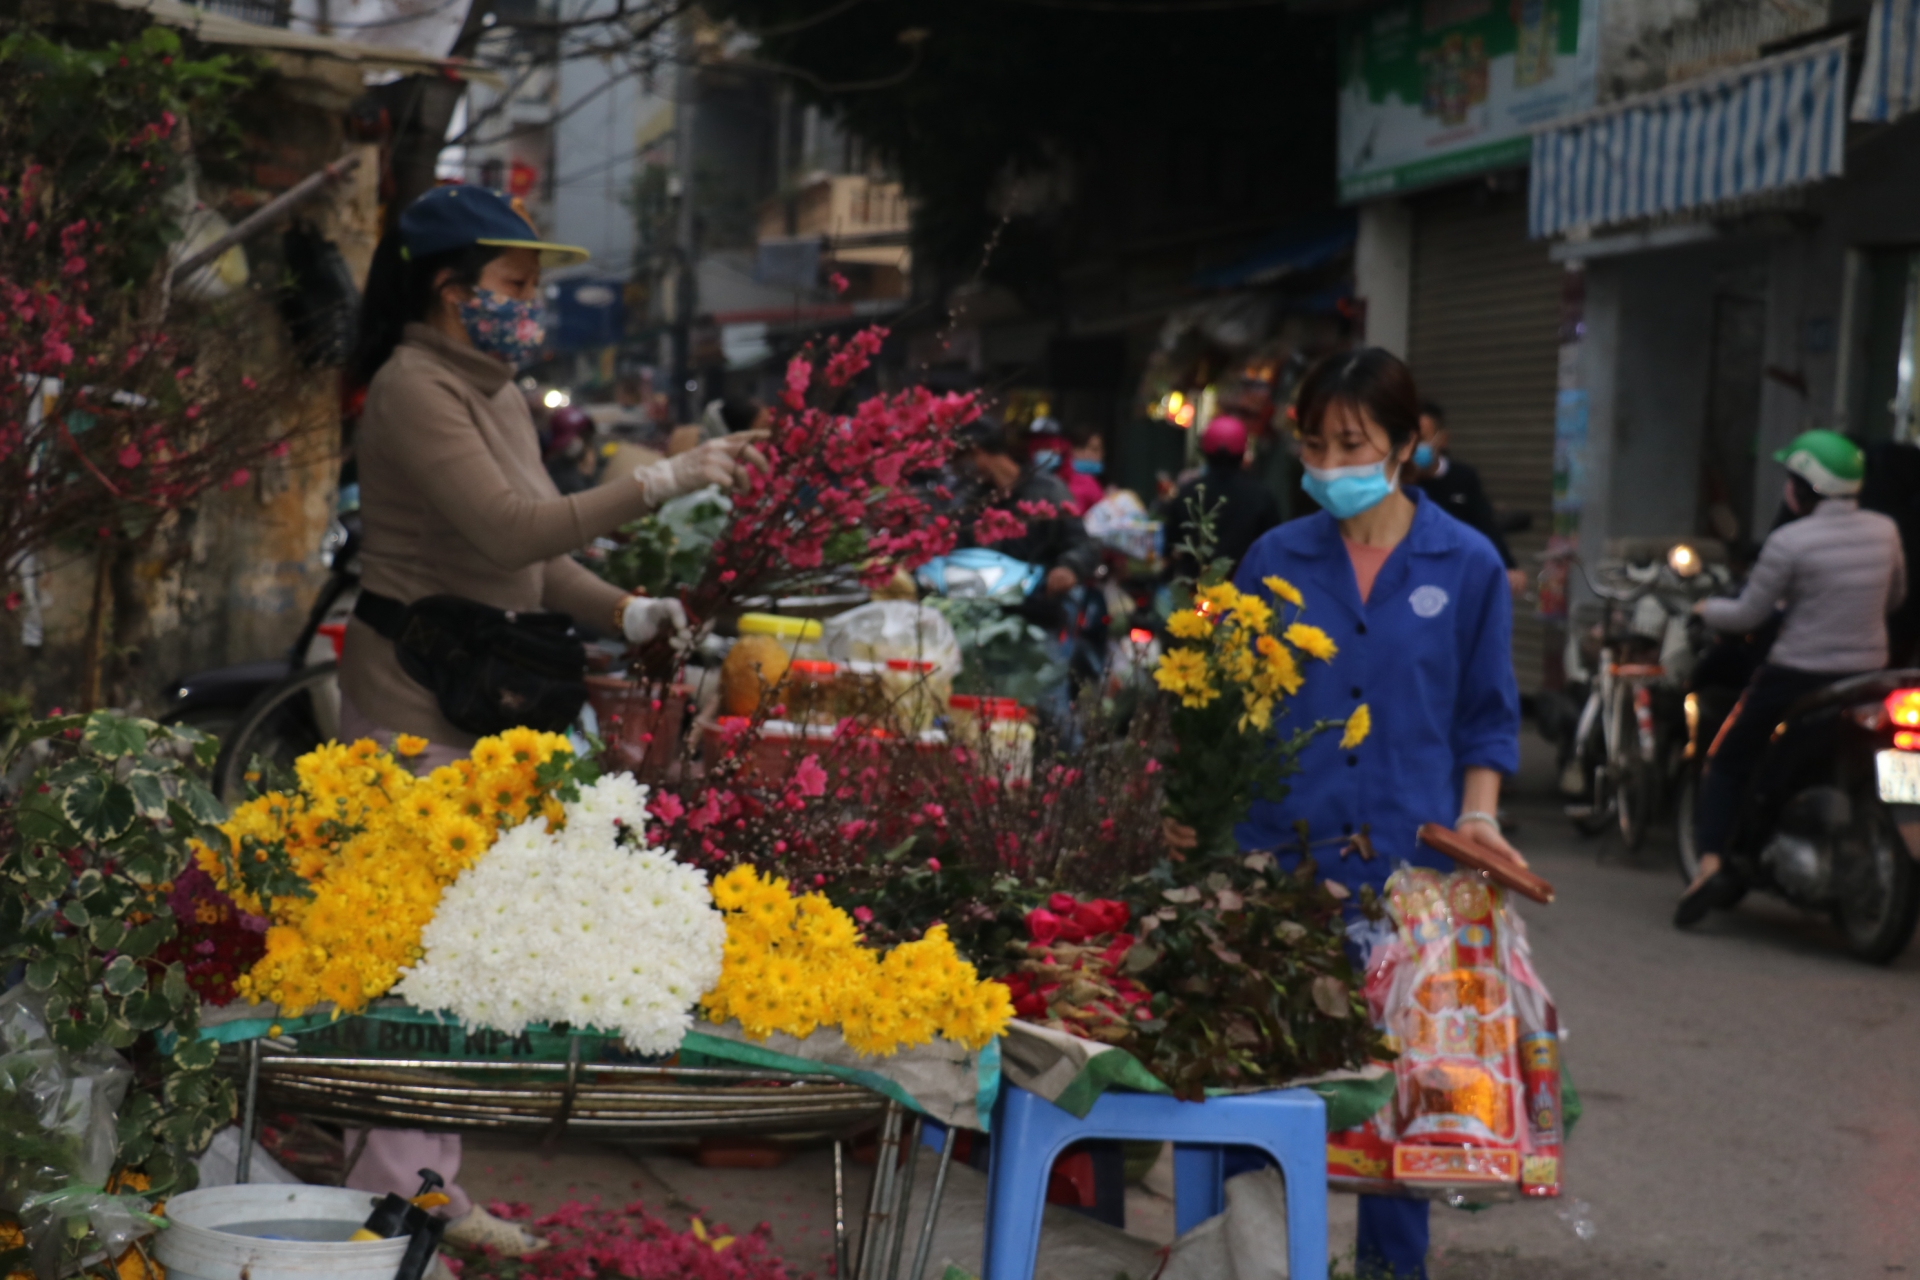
[1230,489,1521,895]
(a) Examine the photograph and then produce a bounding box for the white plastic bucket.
[152,1184,419,1280]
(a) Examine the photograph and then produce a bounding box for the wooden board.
[1416,823,1556,904]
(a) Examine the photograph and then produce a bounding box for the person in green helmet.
[1677,429,1908,926]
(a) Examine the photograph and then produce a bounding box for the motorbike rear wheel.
[211,662,341,803]
[1834,794,1920,964]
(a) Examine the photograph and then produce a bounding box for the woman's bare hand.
[1457,816,1529,868]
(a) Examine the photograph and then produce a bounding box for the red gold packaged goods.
[1327,867,1565,1198]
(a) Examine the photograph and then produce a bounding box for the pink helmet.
[1198,414,1248,459]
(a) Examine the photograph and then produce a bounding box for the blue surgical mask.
[1072,458,1104,477]
[1412,443,1435,469]
[1302,458,1397,519]
[458,288,547,371]
[1032,448,1063,475]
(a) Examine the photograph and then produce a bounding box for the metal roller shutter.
[1407,184,1560,695]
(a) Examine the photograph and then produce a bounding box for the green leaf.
[61,773,137,843]
[176,777,226,825]
[24,955,58,991]
[127,769,169,819]
[121,916,173,959]
[103,953,145,996]
[88,915,128,952]
[84,710,149,757]
[62,899,90,927]
[140,24,181,54]
[172,1036,218,1071]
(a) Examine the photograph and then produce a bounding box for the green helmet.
[1773,429,1864,496]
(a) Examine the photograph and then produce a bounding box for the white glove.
[622,596,689,649]
[633,432,770,506]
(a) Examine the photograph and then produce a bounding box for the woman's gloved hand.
[621,595,690,650]
[632,432,770,506]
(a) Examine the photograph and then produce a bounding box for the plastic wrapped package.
[1327,868,1564,1199]
[820,601,962,676]
[0,987,158,1278]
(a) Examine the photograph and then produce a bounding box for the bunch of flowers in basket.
[195,729,595,1017]
[397,773,726,1055]
[998,894,1151,1045]
[700,865,1012,1057]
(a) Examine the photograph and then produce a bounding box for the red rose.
[1047,892,1079,914]
[1026,908,1065,946]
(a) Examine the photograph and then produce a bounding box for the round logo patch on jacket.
[1409,585,1450,618]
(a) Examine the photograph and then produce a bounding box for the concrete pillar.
[1355,198,1413,357]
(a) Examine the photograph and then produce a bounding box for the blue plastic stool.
[982,1083,1328,1280]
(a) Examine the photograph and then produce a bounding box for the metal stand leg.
[855,1102,904,1279]
[906,1127,957,1280]
[236,1038,261,1185]
[833,1140,851,1278]
[883,1117,923,1280]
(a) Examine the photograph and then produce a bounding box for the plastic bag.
[1327,868,1564,1198]
[820,601,963,676]
[0,986,157,1278]
[1082,490,1161,561]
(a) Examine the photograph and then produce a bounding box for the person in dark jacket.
[1163,414,1282,579]
[955,418,1101,614]
[1408,400,1528,596]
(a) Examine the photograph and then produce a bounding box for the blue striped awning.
[1529,35,1850,239]
[1854,0,1920,122]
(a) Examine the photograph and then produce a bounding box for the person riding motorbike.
[1162,414,1282,581]
[1677,430,1908,926]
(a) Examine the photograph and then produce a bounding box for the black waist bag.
[354,590,588,737]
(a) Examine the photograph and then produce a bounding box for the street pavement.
[458,738,1920,1279]
[1419,744,1920,1279]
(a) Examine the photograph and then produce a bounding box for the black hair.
[348,229,502,390]
[718,396,764,434]
[1420,398,1446,425]
[959,415,1015,457]
[1786,471,1821,515]
[1061,420,1098,449]
[1294,348,1423,453]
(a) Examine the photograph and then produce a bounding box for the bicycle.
[1552,542,1728,851]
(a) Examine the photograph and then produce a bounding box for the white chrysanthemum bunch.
[396,773,726,1055]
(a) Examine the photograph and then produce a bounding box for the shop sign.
[1338,0,1596,202]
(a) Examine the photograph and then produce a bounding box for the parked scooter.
[160,514,359,799]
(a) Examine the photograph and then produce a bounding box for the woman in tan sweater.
[335,185,761,1264]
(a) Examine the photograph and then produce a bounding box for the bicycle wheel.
[1569,703,1616,836]
[212,662,341,803]
[1615,687,1656,852]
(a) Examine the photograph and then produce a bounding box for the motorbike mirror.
[1667,542,1702,578]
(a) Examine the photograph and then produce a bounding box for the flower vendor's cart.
[202,1002,1001,1280]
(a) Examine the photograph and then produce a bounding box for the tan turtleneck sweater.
[339,323,650,746]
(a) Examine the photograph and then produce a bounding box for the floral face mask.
[457,287,546,370]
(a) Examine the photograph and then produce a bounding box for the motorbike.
[160,513,359,799]
[1673,656,1920,962]
[1551,540,1729,850]
[1670,556,1920,964]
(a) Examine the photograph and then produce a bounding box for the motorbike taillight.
[1885,688,1920,731]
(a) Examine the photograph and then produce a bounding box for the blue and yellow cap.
[398,184,588,268]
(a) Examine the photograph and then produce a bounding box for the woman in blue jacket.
[1233,348,1525,1278]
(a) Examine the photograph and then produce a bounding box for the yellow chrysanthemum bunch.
[1154,576,1365,737]
[196,728,580,1017]
[702,866,1014,1056]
